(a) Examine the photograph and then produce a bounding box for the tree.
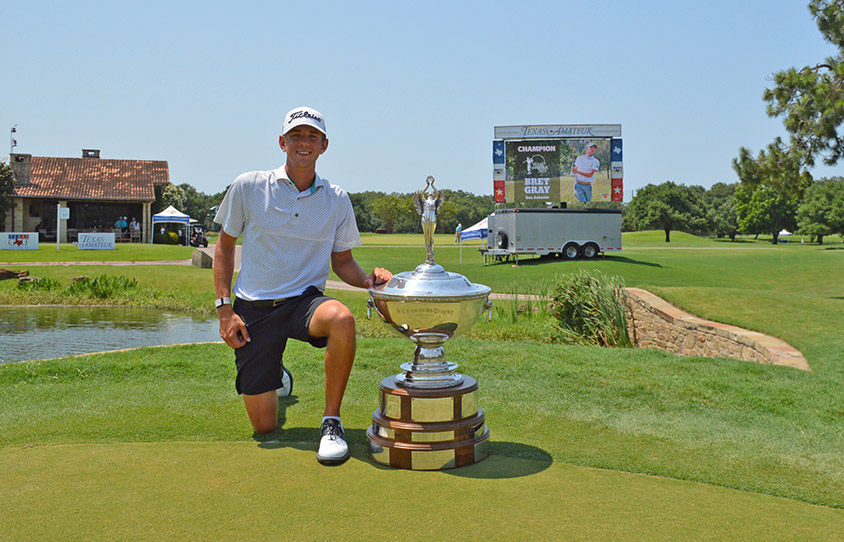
[178,183,214,223]
[371,194,412,234]
[733,1,844,243]
[732,138,810,244]
[435,189,493,235]
[435,200,458,233]
[704,182,739,241]
[764,0,844,168]
[624,181,707,242]
[0,162,15,229]
[796,177,844,244]
[348,191,385,233]
[734,183,797,244]
[733,137,814,202]
[161,183,187,211]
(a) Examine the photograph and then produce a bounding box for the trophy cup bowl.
[368,262,491,388]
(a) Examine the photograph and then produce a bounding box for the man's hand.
[365,267,392,289]
[218,306,250,349]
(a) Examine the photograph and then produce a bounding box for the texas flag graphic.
[611,139,623,161]
[493,180,505,202]
[493,141,505,165]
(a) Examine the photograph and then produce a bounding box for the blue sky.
[3,0,842,201]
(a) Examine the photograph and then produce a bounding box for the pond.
[0,306,221,364]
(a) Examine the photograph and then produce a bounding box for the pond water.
[0,306,221,364]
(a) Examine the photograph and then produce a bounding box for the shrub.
[549,269,631,347]
[154,231,180,245]
[17,277,62,291]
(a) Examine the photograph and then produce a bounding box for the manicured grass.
[0,242,194,262]
[2,338,843,540]
[4,444,842,541]
[2,230,844,537]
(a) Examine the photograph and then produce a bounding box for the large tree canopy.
[796,177,844,244]
[734,183,797,244]
[732,1,843,243]
[733,137,814,202]
[704,182,739,241]
[371,194,413,234]
[625,181,707,242]
[764,0,844,168]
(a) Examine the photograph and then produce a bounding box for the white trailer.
[483,208,621,264]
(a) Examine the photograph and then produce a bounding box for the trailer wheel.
[582,243,599,259]
[496,232,509,250]
[563,243,580,260]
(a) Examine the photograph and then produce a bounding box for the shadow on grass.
[500,255,663,269]
[601,256,663,267]
[350,440,552,478]
[251,395,311,446]
[711,238,756,244]
[445,442,553,479]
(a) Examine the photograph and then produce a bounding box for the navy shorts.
[232,286,333,395]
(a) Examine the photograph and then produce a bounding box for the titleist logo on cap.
[283,106,326,135]
[289,110,322,123]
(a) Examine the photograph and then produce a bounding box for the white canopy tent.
[152,205,191,245]
[461,217,489,241]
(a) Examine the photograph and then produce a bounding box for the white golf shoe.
[317,419,350,466]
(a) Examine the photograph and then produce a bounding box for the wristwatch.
[215,297,232,309]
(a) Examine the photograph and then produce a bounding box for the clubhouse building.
[4,149,170,243]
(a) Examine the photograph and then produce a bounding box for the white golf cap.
[585,141,597,148]
[282,106,326,135]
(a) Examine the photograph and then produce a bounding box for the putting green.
[2,442,841,540]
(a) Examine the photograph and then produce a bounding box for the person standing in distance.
[213,106,392,466]
[571,141,600,203]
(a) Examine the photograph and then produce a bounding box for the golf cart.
[190,224,208,247]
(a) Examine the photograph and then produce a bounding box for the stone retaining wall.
[625,288,809,371]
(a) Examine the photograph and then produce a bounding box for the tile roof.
[14,156,169,201]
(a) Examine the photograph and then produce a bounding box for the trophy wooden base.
[366,375,490,470]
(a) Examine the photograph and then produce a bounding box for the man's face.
[279,125,328,168]
[586,145,597,157]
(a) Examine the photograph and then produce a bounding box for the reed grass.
[550,269,631,348]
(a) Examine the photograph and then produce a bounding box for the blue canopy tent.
[152,205,191,245]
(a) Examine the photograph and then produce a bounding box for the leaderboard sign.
[493,124,623,204]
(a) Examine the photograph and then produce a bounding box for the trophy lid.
[370,263,490,302]
[369,175,490,302]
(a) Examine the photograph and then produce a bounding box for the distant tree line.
[349,189,491,234]
[158,184,494,236]
[152,171,844,246]
[623,178,844,244]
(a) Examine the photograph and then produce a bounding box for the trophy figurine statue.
[366,176,492,470]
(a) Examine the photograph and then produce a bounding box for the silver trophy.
[368,176,492,388]
[366,176,492,470]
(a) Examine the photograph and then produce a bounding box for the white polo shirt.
[214,167,361,300]
[573,155,600,184]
